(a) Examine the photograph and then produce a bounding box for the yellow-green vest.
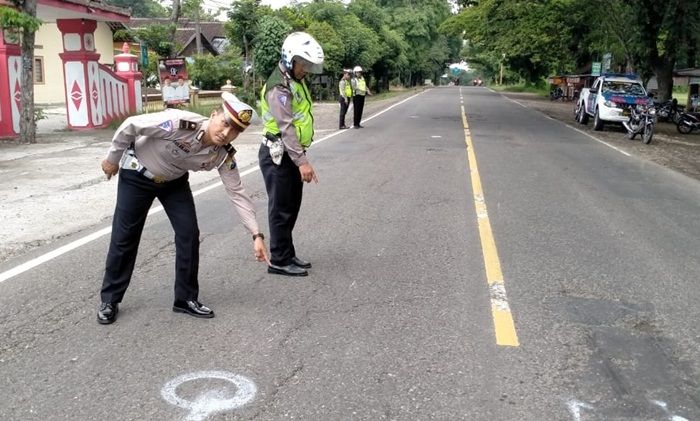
[343,81,352,97]
[260,68,314,148]
[354,77,367,95]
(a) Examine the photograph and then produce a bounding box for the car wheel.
[593,108,604,131]
[577,102,589,124]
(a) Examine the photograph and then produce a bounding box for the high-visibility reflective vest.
[354,77,367,96]
[260,68,314,148]
[340,80,352,98]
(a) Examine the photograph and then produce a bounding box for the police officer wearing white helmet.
[97,93,270,324]
[351,65,372,128]
[259,31,324,277]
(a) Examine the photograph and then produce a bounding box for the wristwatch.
[252,233,265,241]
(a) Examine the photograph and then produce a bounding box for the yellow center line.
[461,104,520,347]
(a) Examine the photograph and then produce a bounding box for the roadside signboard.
[592,62,602,76]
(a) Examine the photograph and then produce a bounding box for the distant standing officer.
[259,32,324,277]
[97,93,269,324]
[338,69,352,129]
[351,65,372,128]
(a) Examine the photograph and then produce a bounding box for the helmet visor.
[296,57,323,74]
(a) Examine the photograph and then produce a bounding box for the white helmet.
[353,65,363,73]
[281,32,324,74]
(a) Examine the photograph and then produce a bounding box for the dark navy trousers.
[100,169,200,303]
[258,144,303,266]
[339,96,350,128]
[352,94,366,126]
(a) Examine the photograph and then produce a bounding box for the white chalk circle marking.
[161,370,257,421]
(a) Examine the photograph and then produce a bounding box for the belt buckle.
[153,175,166,184]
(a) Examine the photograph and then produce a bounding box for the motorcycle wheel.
[672,111,682,125]
[624,119,636,139]
[642,123,653,144]
[677,121,693,134]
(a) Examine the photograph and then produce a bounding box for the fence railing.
[97,64,129,125]
[141,90,226,113]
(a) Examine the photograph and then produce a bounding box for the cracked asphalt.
[1,86,699,420]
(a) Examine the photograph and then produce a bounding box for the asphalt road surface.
[2,86,700,420]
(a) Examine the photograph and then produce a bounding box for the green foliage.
[0,6,42,33]
[440,0,578,83]
[33,106,46,122]
[226,0,263,57]
[188,45,245,90]
[181,0,219,21]
[252,15,292,80]
[307,21,343,76]
[103,0,168,18]
[272,6,308,31]
[335,13,381,69]
[135,24,176,58]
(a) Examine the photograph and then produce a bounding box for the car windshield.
[602,81,645,96]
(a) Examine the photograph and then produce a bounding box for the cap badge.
[239,109,252,123]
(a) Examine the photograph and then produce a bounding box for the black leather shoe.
[97,302,118,325]
[354,124,364,129]
[173,300,215,318]
[268,264,308,276]
[291,256,312,269]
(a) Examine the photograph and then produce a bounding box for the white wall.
[34,22,115,104]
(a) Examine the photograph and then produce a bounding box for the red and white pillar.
[0,29,21,138]
[114,42,142,114]
[57,19,103,129]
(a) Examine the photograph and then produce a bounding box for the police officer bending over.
[97,93,269,324]
[259,32,324,276]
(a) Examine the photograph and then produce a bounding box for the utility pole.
[195,0,202,55]
[499,53,505,85]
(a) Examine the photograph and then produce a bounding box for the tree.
[387,0,456,86]
[1,2,42,143]
[226,0,263,94]
[103,0,168,18]
[252,15,292,86]
[631,0,699,100]
[188,44,244,90]
[167,0,182,57]
[440,0,578,84]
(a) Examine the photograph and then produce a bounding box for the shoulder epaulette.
[179,119,199,131]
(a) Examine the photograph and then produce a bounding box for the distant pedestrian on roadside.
[338,69,352,129]
[351,65,372,128]
[96,92,269,325]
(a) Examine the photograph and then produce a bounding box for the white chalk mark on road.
[161,371,257,421]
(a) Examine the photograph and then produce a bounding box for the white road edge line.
[0,91,425,284]
[503,95,631,157]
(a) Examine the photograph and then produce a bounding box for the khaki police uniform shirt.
[105,109,260,235]
[265,64,309,167]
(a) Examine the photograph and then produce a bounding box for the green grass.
[489,84,549,97]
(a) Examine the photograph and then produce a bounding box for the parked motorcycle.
[623,103,656,144]
[549,86,565,101]
[655,98,683,124]
[676,111,700,134]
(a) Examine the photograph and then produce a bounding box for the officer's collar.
[195,120,208,145]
